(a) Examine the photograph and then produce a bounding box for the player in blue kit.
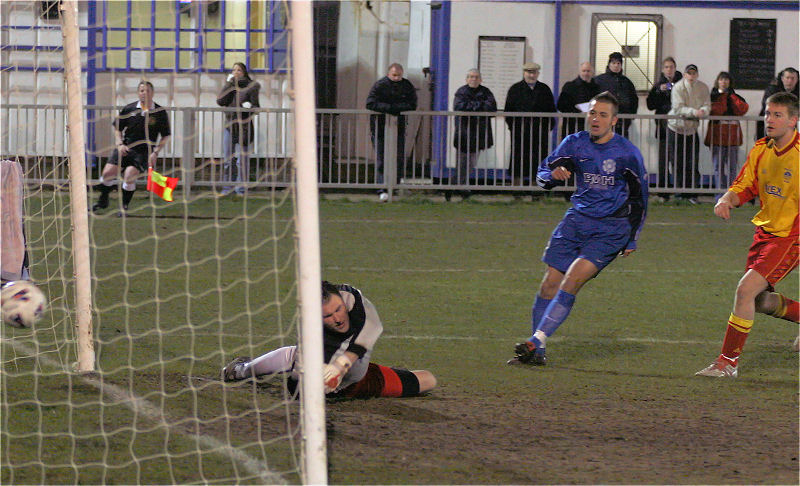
[508,91,648,366]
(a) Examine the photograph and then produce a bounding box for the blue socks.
[530,294,552,339]
[533,290,576,344]
[528,293,553,348]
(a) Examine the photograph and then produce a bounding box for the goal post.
[289,2,328,484]
[1,0,326,483]
[60,0,94,373]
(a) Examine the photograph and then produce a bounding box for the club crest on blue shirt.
[602,159,616,174]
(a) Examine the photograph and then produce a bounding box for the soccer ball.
[1,280,47,328]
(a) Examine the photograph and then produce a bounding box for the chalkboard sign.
[478,36,526,109]
[729,18,776,90]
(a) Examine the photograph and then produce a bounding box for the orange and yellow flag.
[146,168,179,202]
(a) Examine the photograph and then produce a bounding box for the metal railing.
[2,104,765,198]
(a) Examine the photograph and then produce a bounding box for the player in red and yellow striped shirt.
[696,92,799,378]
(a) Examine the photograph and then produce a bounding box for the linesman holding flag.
[92,80,171,217]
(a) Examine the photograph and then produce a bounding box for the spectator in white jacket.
[666,64,710,202]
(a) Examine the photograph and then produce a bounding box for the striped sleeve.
[350,295,383,357]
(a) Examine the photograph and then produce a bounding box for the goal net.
[0,1,325,484]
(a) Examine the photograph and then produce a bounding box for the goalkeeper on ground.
[222,281,436,398]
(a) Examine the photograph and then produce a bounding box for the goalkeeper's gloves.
[226,73,235,83]
[323,355,352,393]
[242,101,252,109]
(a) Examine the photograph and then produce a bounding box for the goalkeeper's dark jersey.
[537,131,648,249]
[322,284,383,363]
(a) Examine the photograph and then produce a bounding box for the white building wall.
[448,2,556,170]
[444,2,798,174]
[449,2,556,109]
[556,3,799,116]
[334,1,429,162]
[336,1,425,110]
[2,1,798,169]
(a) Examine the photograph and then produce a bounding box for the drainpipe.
[376,1,388,76]
[429,1,450,180]
[552,0,562,149]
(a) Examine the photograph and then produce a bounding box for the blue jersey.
[537,131,648,249]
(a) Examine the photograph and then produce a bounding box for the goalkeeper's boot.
[507,341,546,366]
[695,355,737,378]
[222,356,252,382]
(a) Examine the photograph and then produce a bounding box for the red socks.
[770,293,800,323]
[720,314,753,362]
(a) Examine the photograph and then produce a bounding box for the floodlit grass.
[2,191,797,484]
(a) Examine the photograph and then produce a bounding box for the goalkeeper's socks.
[769,293,800,323]
[720,313,752,360]
[249,346,296,376]
[536,289,576,337]
[530,294,552,336]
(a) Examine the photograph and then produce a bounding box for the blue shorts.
[542,208,631,274]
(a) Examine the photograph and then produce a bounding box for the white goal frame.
[61,0,94,373]
[56,0,328,482]
[290,1,328,484]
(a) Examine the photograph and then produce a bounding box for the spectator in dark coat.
[756,67,798,140]
[557,61,601,137]
[452,69,497,196]
[366,63,418,197]
[594,52,638,139]
[216,62,261,195]
[646,57,682,191]
[504,62,557,185]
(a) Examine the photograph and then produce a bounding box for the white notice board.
[478,36,526,109]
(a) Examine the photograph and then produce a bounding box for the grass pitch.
[2,191,797,484]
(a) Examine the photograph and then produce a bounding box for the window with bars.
[1,0,289,73]
[591,13,663,92]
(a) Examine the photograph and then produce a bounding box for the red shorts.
[746,227,799,288]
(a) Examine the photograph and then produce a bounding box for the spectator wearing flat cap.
[504,61,557,185]
[666,64,710,202]
[594,52,638,139]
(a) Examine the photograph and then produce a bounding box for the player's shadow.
[330,396,451,424]
[553,365,798,389]
[107,213,234,220]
